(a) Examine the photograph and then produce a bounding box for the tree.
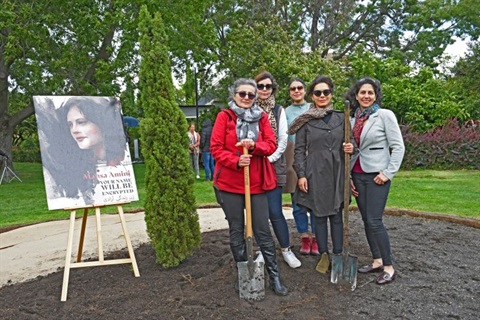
[0,0,143,158]
[3,0,479,157]
[450,41,480,120]
[137,6,201,268]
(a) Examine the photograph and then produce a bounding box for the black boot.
[261,244,288,296]
[231,242,247,293]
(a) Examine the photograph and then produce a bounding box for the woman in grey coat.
[289,75,357,273]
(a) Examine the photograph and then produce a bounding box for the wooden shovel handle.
[343,101,351,247]
[243,147,252,238]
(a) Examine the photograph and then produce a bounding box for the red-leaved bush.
[401,119,479,170]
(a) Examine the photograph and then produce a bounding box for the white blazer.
[350,109,405,180]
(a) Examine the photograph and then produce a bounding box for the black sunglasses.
[236,91,256,100]
[257,84,273,90]
[289,86,304,92]
[312,89,332,97]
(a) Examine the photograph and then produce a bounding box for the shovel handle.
[243,147,253,238]
[343,101,351,248]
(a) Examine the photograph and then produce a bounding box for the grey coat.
[350,109,404,180]
[293,111,357,217]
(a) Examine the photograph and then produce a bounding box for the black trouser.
[216,190,274,254]
[352,172,393,265]
[314,208,343,255]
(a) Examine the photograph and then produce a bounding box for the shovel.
[237,146,265,301]
[331,100,358,291]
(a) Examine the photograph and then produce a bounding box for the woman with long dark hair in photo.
[36,96,128,207]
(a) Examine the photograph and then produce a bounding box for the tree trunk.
[0,118,14,160]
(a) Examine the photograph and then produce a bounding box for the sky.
[444,37,470,60]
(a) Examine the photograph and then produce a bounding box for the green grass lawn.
[0,163,478,228]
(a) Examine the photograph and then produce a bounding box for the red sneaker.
[300,237,311,255]
[310,237,320,256]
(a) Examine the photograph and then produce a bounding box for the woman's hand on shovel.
[237,153,252,168]
[236,139,255,151]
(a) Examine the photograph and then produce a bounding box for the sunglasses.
[236,91,256,100]
[257,84,273,90]
[312,89,332,97]
[289,86,304,92]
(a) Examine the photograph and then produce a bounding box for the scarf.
[352,103,380,146]
[228,100,263,141]
[256,95,277,135]
[287,103,334,135]
[188,131,197,144]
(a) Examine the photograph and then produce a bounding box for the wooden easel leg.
[61,210,76,301]
[95,207,104,262]
[117,205,140,277]
[77,208,89,262]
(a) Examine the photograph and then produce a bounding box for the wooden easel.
[61,204,140,301]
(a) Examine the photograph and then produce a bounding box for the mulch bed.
[1,211,479,319]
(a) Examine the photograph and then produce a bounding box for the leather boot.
[310,237,320,256]
[261,244,288,296]
[300,236,311,255]
[231,242,247,293]
[230,242,247,263]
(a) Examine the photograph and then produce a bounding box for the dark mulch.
[1,211,479,319]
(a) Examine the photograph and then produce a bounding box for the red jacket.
[211,109,277,194]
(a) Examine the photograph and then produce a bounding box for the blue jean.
[291,193,315,234]
[266,187,290,249]
[352,172,393,265]
[202,151,215,180]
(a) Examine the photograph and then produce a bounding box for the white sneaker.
[282,249,301,268]
[196,175,200,179]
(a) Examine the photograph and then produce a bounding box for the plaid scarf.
[256,95,277,135]
[352,103,380,146]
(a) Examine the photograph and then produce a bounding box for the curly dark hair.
[345,77,382,116]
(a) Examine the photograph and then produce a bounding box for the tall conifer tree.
[138,6,201,268]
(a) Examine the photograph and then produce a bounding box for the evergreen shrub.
[137,6,201,268]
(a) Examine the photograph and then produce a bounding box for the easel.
[61,204,140,301]
[0,155,22,184]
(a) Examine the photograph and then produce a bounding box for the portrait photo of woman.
[33,96,138,210]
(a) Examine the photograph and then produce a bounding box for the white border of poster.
[33,96,139,210]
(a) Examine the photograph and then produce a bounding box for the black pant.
[314,208,343,254]
[352,172,393,265]
[215,190,275,251]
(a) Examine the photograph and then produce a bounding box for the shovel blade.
[330,253,344,284]
[331,253,358,291]
[238,253,265,301]
[343,254,358,290]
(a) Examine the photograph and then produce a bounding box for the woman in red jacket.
[211,78,288,296]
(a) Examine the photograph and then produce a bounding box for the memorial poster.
[33,96,139,210]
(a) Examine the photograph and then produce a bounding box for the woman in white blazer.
[347,77,405,285]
